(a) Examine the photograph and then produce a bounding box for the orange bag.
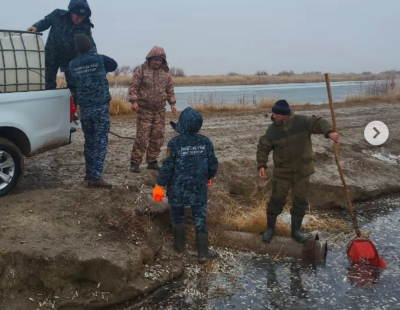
[153,185,164,202]
[347,238,386,268]
[207,179,212,188]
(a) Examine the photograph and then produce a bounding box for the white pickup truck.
[0,90,76,196]
[0,30,76,196]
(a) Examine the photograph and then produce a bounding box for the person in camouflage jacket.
[27,0,96,96]
[69,34,117,188]
[157,108,219,263]
[256,100,339,243]
[128,46,177,173]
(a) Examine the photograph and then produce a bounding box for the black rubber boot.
[147,161,160,171]
[196,233,218,264]
[291,215,312,243]
[173,223,185,253]
[262,214,277,243]
[130,163,141,173]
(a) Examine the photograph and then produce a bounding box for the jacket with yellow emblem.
[257,111,333,181]
[157,108,218,206]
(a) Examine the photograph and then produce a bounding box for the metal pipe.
[0,36,6,92]
[222,231,328,263]
[0,67,45,70]
[0,49,45,53]
[0,29,43,35]
[8,31,19,92]
[34,32,44,89]
[20,33,30,91]
[0,83,44,86]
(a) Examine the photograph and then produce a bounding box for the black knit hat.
[75,34,92,54]
[272,99,291,115]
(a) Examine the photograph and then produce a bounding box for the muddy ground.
[0,102,399,309]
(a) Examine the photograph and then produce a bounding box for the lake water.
[112,81,368,111]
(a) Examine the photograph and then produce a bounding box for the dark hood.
[68,0,92,21]
[171,107,203,134]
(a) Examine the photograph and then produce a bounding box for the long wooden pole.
[324,73,361,237]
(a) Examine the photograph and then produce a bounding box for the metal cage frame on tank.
[0,29,45,92]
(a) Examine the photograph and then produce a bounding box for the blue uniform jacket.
[69,53,117,107]
[157,108,219,206]
[33,0,96,69]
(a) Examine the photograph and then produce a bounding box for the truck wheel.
[0,138,23,197]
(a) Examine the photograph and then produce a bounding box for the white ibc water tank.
[0,30,45,92]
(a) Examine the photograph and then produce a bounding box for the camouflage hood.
[146,46,167,60]
[145,46,169,71]
[68,0,92,22]
[171,108,203,134]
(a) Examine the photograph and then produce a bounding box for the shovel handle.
[324,74,361,237]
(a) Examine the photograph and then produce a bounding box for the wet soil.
[0,101,399,309]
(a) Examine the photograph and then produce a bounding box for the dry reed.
[110,98,132,116]
[346,84,400,103]
[58,73,392,88]
[172,73,386,87]
[208,189,352,237]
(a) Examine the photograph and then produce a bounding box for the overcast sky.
[2,0,399,75]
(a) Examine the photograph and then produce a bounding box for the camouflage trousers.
[131,109,166,164]
[80,104,110,179]
[267,176,310,217]
[170,204,207,234]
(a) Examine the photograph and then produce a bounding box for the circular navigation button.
[364,121,389,146]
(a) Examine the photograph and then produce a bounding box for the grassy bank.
[107,72,394,87]
[190,97,311,113]
[207,187,353,246]
[107,90,311,115]
[68,74,400,117]
[58,73,395,88]
[108,88,399,116]
[171,73,386,87]
[345,80,400,103]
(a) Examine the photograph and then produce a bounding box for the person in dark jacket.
[27,0,96,95]
[257,100,339,243]
[69,34,117,188]
[157,107,219,263]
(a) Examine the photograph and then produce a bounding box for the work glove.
[208,179,212,189]
[153,185,164,202]
[26,26,38,32]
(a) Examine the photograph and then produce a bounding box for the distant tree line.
[169,67,186,77]
[113,65,134,77]
[113,65,186,77]
[255,70,269,76]
[113,66,400,77]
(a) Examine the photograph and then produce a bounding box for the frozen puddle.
[363,149,399,164]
